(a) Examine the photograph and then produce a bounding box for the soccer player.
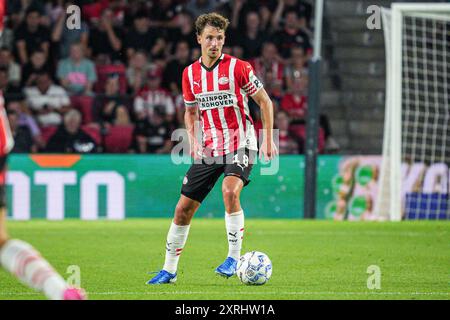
[0,94,86,300]
[148,12,278,284]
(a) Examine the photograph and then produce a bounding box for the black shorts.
[181,148,257,203]
[0,155,7,208]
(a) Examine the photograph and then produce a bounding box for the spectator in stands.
[281,72,340,153]
[0,48,21,87]
[280,70,308,121]
[218,0,277,31]
[250,42,284,101]
[7,0,46,30]
[148,0,179,29]
[134,65,175,124]
[275,110,300,154]
[108,0,128,27]
[6,99,44,150]
[258,4,273,33]
[79,0,109,25]
[44,0,66,24]
[185,0,218,18]
[7,110,36,153]
[124,12,165,62]
[284,46,308,90]
[240,11,268,59]
[272,0,312,31]
[14,7,50,65]
[229,5,267,60]
[132,105,173,154]
[24,71,71,128]
[57,42,97,95]
[0,20,13,50]
[168,11,197,52]
[0,67,21,104]
[46,109,98,153]
[126,51,151,95]
[21,49,52,87]
[88,8,123,64]
[94,74,131,126]
[162,41,191,96]
[51,1,89,59]
[122,0,150,28]
[270,9,311,59]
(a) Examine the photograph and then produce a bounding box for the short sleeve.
[57,86,70,106]
[56,59,67,80]
[86,60,97,82]
[165,94,175,115]
[237,61,263,97]
[134,96,145,113]
[182,67,196,107]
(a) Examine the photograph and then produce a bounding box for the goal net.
[375,3,450,221]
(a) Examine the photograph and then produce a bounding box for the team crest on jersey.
[218,76,229,85]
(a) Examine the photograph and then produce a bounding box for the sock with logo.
[163,221,191,274]
[225,210,244,261]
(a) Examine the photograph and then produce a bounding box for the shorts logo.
[218,76,229,85]
[183,176,188,184]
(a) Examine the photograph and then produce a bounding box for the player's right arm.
[182,67,202,160]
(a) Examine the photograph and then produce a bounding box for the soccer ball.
[236,251,272,285]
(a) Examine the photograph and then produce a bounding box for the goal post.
[375,3,450,221]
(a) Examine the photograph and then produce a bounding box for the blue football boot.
[147,270,177,284]
[215,257,238,278]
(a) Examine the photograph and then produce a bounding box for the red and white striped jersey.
[182,54,263,157]
[134,87,175,117]
[0,93,15,156]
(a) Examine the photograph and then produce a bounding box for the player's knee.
[174,203,194,224]
[222,187,239,204]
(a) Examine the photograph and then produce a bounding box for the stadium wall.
[6,155,448,220]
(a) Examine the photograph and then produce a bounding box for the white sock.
[225,210,244,260]
[0,239,69,300]
[163,221,190,274]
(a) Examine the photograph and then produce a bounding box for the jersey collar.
[199,53,224,72]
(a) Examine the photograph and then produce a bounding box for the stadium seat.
[104,125,134,153]
[70,96,94,124]
[81,125,102,145]
[81,0,109,22]
[40,126,58,145]
[94,64,127,94]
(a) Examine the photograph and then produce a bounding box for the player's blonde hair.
[195,12,229,35]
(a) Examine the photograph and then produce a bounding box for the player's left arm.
[251,88,278,161]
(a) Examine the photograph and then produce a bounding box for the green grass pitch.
[0,219,448,300]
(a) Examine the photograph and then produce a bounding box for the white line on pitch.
[1,291,448,296]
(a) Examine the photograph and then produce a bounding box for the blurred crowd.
[2,0,339,155]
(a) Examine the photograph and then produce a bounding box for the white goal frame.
[376,3,450,221]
